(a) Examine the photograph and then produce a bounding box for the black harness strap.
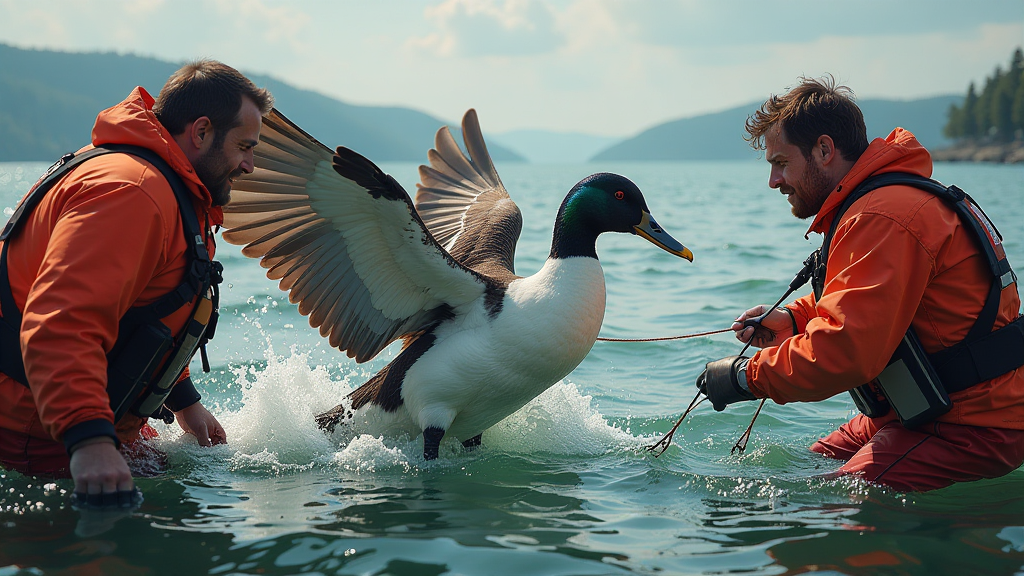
[813,172,1022,395]
[0,145,218,409]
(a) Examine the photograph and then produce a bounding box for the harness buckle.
[946,185,967,202]
[1001,270,1016,290]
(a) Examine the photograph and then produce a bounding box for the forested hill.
[944,48,1023,142]
[1,43,988,164]
[0,44,525,162]
[590,95,962,162]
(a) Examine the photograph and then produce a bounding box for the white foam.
[484,382,642,455]
[155,345,642,474]
[332,434,413,473]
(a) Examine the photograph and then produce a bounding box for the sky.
[1,0,1022,137]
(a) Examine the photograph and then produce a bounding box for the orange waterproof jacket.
[747,128,1024,430]
[0,87,221,446]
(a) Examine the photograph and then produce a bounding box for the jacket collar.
[90,87,224,225]
[805,128,933,238]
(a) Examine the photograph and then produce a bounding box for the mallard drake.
[223,109,692,460]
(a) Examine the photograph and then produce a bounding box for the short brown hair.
[745,75,868,161]
[154,59,273,135]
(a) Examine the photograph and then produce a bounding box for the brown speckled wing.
[223,109,489,363]
[415,109,523,287]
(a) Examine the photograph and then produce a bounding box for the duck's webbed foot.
[462,434,482,450]
[423,426,446,460]
[315,403,353,434]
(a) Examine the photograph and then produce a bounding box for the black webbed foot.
[462,434,482,450]
[423,426,446,460]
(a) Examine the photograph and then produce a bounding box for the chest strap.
[0,144,221,421]
[812,172,1022,395]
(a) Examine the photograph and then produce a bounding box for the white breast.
[400,257,606,438]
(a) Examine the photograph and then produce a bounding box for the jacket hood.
[806,128,932,236]
[90,87,223,224]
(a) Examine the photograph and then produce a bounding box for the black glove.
[695,356,755,411]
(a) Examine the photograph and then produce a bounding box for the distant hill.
[0,44,525,163]
[490,130,621,164]
[590,95,962,162]
[0,44,966,165]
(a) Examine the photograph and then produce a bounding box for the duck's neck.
[548,205,599,260]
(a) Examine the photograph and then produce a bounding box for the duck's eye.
[614,190,624,200]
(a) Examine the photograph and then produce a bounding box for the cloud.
[412,0,565,57]
[1,0,1020,136]
[606,0,1023,48]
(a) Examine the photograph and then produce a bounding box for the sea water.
[0,159,1022,575]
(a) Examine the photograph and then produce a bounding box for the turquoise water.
[0,159,1022,575]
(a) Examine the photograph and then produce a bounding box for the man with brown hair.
[696,76,1024,491]
[0,60,273,505]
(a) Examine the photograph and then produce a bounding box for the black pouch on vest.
[106,322,175,422]
[849,381,890,418]
[873,329,952,429]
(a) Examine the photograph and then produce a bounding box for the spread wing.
[415,109,523,284]
[222,109,489,362]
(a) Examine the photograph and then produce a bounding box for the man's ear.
[817,135,837,166]
[187,116,215,153]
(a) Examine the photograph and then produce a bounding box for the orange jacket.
[0,87,221,446]
[747,128,1024,430]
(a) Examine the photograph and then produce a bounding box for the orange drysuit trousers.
[811,414,1024,491]
[0,426,71,477]
[0,425,164,479]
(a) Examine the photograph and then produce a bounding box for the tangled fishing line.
[595,325,765,457]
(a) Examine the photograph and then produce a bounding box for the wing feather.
[225,108,489,362]
[413,109,523,284]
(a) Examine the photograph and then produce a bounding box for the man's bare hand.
[69,438,134,499]
[174,402,226,447]
[732,304,795,349]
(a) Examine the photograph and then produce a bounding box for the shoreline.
[932,140,1024,164]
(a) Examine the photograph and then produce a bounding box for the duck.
[222,108,693,460]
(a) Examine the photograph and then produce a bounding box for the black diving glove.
[695,356,755,411]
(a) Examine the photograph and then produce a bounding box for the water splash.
[155,346,640,475]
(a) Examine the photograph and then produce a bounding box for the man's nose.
[241,150,255,174]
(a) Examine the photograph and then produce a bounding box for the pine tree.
[963,82,979,138]
[976,66,999,138]
[993,78,1015,141]
[1012,69,1024,138]
[944,103,963,139]
[992,52,1023,141]
[1010,49,1024,137]
[944,48,1024,141]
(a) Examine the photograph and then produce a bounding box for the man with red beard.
[696,76,1024,491]
[0,60,273,505]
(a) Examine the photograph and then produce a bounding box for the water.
[0,159,1022,575]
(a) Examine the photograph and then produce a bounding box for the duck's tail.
[315,402,354,434]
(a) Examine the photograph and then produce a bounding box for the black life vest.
[0,144,222,422]
[811,172,1023,420]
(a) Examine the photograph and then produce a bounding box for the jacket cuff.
[785,300,811,334]
[164,376,201,412]
[62,419,119,454]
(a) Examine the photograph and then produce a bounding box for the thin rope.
[604,322,773,456]
[646,391,707,457]
[597,327,731,342]
[731,398,767,454]
[728,306,779,451]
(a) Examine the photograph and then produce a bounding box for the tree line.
[944,47,1024,142]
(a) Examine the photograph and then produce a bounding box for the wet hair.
[745,75,868,161]
[153,59,273,136]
